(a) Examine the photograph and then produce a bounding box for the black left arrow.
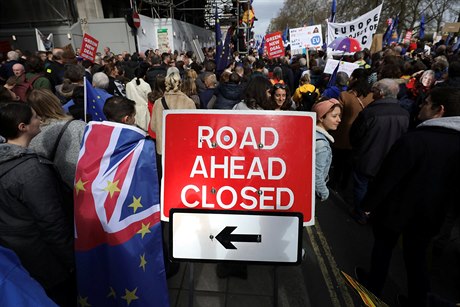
[215,226,262,249]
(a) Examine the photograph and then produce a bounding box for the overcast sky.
[251,0,284,37]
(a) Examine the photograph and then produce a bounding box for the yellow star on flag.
[78,295,91,307]
[137,223,151,239]
[104,180,121,197]
[121,288,139,306]
[107,286,116,298]
[129,196,143,213]
[139,253,147,271]
[75,178,88,196]
[97,95,101,99]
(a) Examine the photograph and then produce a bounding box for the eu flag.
[258,37,265,56]
[74,121,169,307]
[214,6,223,65]
[85,79,112,122]
[282,25,289,43]
[419,14,425,39]
[330,0,336,22]
[386,16,399,45]
[327,61,340,88]
[216,26,235,73]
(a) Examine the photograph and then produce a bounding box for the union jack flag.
[74,121,169,306]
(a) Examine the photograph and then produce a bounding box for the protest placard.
[265,32,285,59]
[324,59,360,76]
[80,33,99,62]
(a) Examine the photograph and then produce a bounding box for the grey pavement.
[167,241,312,307]
[166,186,460,307]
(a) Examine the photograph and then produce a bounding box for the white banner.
[35,28,54,52]
[323,59,360,77]
[327,4,382,50]
[290,25,323,51]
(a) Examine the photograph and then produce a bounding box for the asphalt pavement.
[166,186,460,307]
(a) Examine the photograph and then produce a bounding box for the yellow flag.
[341,271,389,307]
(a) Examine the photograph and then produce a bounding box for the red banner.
[162,111,315,225]
[265,31,285,59]
[80,33,99,63]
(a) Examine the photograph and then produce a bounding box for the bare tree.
[268,0,459,39]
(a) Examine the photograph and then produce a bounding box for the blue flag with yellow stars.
[74,121,169,307]
[85,79,111,122]
[214,6,223,65]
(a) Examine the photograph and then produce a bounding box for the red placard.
[80,33,99,63]
[265,31,285,59]
[161,110,315,225]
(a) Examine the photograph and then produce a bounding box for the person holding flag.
[74,96,169,306]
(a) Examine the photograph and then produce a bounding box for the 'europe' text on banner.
[327,4,382,50]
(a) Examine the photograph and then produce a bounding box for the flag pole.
[84,76,87,123]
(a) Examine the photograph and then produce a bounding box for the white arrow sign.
[170,209,303,264]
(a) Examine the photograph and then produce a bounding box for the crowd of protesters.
[0,36,459,306]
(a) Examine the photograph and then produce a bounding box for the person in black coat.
[349,78,409,223]
[214,72,244,109]
[0,103,75,306]
[356,87,460,306]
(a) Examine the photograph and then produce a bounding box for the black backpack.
[298,86,318,111]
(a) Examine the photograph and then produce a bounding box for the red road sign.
[133,11,141,28]
[161,110,316,225]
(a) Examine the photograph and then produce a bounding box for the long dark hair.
[271,83,292,110]
[244,76,275,110]
[349,69,371,97]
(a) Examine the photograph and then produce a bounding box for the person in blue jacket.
[0,245,57,306]
[312,98,342,201]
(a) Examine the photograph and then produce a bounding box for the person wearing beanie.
[312,98,342,201]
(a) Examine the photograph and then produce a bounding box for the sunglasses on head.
[273,83,287,89]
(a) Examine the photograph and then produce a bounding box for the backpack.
[298,86,318,111]
[11,74,42,102]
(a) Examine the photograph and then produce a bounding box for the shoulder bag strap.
[50,120,73,161]
[161,96,169,110]
[356,96,365,110]
[27,73,43,85]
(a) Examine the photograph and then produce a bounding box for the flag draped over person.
[74,121,169,307]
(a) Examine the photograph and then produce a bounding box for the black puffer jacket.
[214,83,243,109]
[0,143,74,289]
